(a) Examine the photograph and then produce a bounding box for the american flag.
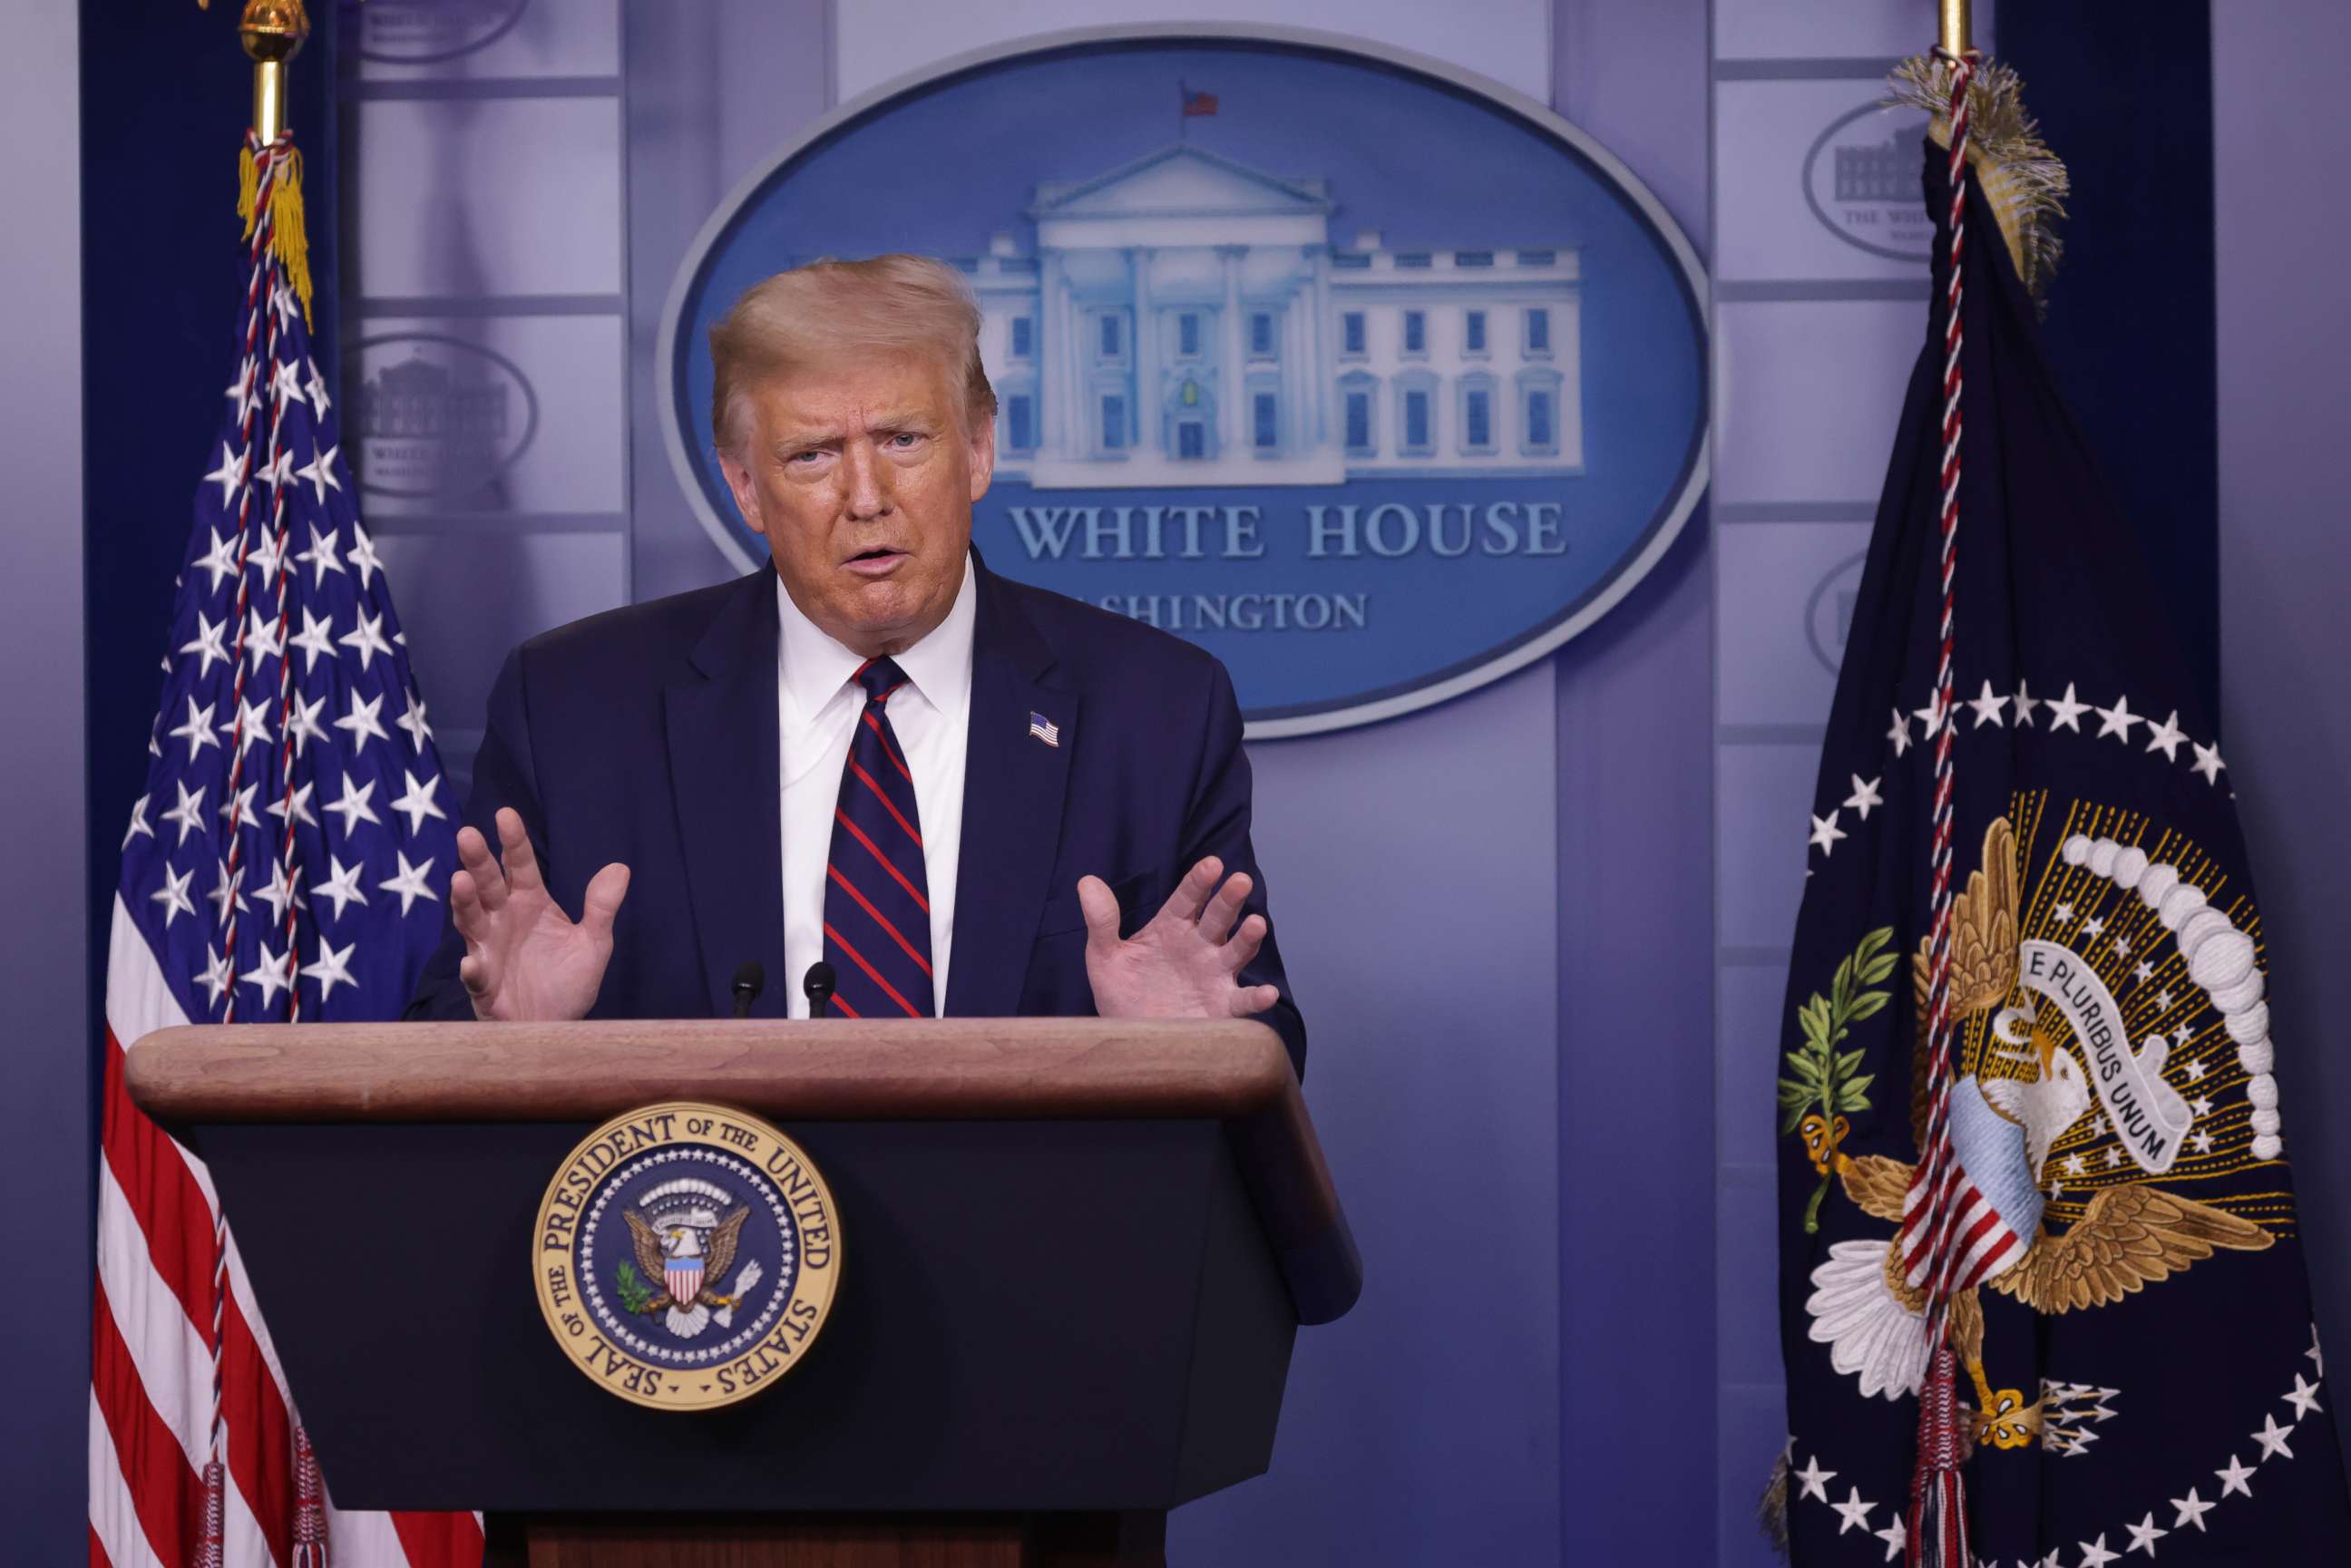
[90,131,483,1568]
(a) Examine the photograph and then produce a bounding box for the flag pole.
[1938,0,1971,56]
[239,0,309,145]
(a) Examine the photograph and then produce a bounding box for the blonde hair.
[708,254,998,454]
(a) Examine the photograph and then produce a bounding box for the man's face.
[718,348,993,657]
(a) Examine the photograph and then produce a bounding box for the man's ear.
[966,411,997,503]
[717,446,763,532]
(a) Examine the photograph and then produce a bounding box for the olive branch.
[614,1258,656,1315]
[1780,926,1896,1233]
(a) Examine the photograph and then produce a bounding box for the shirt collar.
[774,551,978,726]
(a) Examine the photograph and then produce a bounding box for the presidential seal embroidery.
[533,1102,841,1410]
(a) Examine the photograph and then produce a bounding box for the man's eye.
[888,432,922,449]
[788,449,824,465]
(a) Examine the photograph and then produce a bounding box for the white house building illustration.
[954,145,1585,489]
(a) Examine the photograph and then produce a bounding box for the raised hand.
[448,807,630,1022]
[1079,855,1280,1021]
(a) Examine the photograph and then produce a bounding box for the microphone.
[731,961,765,1020]
[803,961,837,1019]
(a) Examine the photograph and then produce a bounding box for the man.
[408,255,1303,1072]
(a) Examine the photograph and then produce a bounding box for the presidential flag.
[1772,58,2351,1565]
[90,130,483,1568]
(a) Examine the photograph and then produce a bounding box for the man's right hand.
[448,807,631,1022]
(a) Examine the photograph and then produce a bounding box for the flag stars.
[218,782,259,834]
[1809,810,1848,857]
[1828,1485,1875,1534]
[335,690,391,750]
[225,355,260,424]
[221,696,275,761]
[2156,989,2175,1011]
[346,522,382,589]
[295,522,346,586]
[2053,901,2076,923]
[2095,694,2143,742]
[395,691,434,751]
[2123,1512,2168,1557]
[122,794,154,850]
[268,356,309,411]
[1915,693,1949,739]
[1843,774,1883,821]
[2083,916,2106,937]
[1966,678,2010,727]
[2076,1534,2121,1567]
[253,443,295,492]
[192,527,243,593]
[1792,1455,1835,1503]
[324,771,383,837]
[339,609,395,671]
[2105,1146,2124,1169]
[2286,1373,2324,1418]
[266,780,319,831]
[161,781,208,845]
[310,856,370,921]
[180,610,232,677]
[207,858,247,926]
[1871,1514,1906,1562]
[304,355,332,420]
[2145,710,2188,762]
[287,607,338,673]
[2216,1453,2256,1498]
[254,858,302,925]
[169,696,221,760]
[296,443,342,506]
[2190,1130,2215,1155]
[2190,1096,2214,1118]
[149,865,197,930]
[240,941,295,1011]
[285,691,328,758]
[2192,741,2227,785]
[2063,1153,2086,1177]
[307,936,358,1003]
[1888,707,1912,757]
[2309,1325,2326,1379]
[2112,934,2132,958]
[247,525,288,588]
[379,851,440,916]
[2012,678,2041,726]
[391,770,447,835]
[196,948,234,1008]
[2252,1413,2296,1460]
[2046,682,2092,732]
[2132,961,2154,985]
[204,441,249,507]
[244,605,287,671]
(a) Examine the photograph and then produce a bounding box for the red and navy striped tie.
[822,657,934,1018]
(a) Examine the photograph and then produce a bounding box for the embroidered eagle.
[1809,818,2271,1447]
[624,1204,763,1339]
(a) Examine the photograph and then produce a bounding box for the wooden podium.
[127,1018,1360,1567]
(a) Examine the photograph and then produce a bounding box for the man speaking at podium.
[408,257,1303,1074]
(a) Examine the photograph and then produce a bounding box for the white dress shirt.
[776,560,975,1017]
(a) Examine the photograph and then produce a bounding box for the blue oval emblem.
[659,30,1709,735]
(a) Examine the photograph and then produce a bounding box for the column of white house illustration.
[967,145,1582,488]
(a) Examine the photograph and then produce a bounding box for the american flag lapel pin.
[1028,711,1060,748]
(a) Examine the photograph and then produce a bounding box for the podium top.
[127,1017,1360,1323]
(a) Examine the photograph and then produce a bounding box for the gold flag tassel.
[235,140,314,327]
[1888,54,2071,305]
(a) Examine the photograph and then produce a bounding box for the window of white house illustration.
[1005,393,1036,453]
[1402,310,1428,357]
[1341,311,1366,357]
[1340,372,1377,459]
[1249,311,1276,360]
[1524,307,1551,357]
[1010,316,1033,359]
[1099,394,1127,452]
[1464,309,1488,356]
[1176,419,1205,459]
[1253,391,1279,451]
[1517,366,1563,457]
[1097,312,1124,362]
[1458,375,1497,455]
[1397,372,1437,456]
[1178,312,1202,358]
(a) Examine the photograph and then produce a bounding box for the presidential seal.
[533,1103,841,1411]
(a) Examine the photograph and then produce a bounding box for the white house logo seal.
[533,1103,841,1411]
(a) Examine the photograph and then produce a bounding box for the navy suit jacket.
[407,557,1305,1075]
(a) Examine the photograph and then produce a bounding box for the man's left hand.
[1079,856,1281,1020]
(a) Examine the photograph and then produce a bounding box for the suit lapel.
[945,562,1074,1018]
[664,568,787,1018]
